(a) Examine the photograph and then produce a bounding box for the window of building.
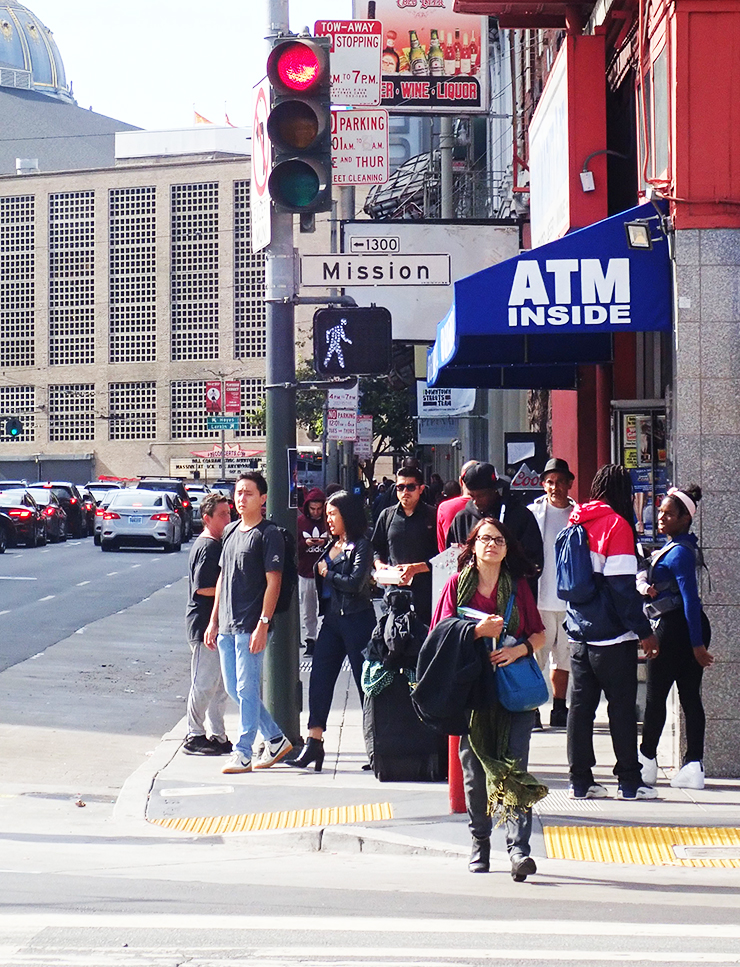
[49,191,95,366]
[170,182,219,361]
[108,381,157,440]
[0,384,35,442]
[49,384,95,442]
[109,187,156,363]
[170,379,219,440]
[239,378,265,438]
[234,180,266,359]
[0,194,35,369]
[638,41,670,185]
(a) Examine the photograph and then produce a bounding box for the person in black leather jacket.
[289,490,375,771]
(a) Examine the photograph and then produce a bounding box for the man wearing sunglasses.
[372,467,438,625]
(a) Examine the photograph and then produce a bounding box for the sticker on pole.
[250,76,271,253]
[315,20,382,106]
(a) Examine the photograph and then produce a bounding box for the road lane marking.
[0,576,37,581]
[106,571,119,576]
[0,610,9,616]
[76,580,91,586]
[38,595,55,602]
[130,564,141,569]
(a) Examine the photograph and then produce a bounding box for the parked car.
[93,489,120,546]
[100,490,182,552]
[28,482,86,537]
[0,489,47,547]
[0,510,12,553]
[135,477,193,541]
[26,488,68,542]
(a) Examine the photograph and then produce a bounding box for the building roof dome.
[0,0,73,102]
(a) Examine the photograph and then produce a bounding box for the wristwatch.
[259,615,270,625]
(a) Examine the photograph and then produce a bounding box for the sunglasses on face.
[396,483,418,492]
[476,534,506,547]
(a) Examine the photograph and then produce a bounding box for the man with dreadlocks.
[561,464,660,801]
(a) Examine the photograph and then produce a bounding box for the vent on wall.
[1,67,32,90]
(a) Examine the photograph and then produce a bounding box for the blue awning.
[427,201,673,389]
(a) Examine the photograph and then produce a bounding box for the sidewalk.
[128,659,740,868]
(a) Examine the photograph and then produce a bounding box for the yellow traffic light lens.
[276,42,320,91]
[269,100,319,150]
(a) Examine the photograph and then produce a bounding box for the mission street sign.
[300,254,450,287]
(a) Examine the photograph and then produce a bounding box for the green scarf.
[457,563,548,823]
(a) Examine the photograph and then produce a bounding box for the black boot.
[468,837,490,873]
[287,736,325,772]
[511,855,537,882]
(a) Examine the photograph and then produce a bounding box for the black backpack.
[267,521,298,614]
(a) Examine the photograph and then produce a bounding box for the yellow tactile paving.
[544,826,740,868]
[148,801,393,835]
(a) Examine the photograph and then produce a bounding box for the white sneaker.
[638,750,658,786]
[569,783,609,799]
[670,761,705,790]
[253,735,293,770]
[221,751,252,774]
[618,783,658,800]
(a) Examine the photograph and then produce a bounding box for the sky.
[28,0,353,131]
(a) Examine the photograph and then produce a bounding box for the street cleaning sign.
[331,108,389,186]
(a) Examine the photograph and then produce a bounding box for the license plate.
[128,516,143,524]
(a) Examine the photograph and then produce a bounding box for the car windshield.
[0,489,30,503]
[27,490,53,505]
[138,481,180,493]
[110,491,167,509]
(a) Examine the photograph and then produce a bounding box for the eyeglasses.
[476,534,506,547]
[396,483,418,492]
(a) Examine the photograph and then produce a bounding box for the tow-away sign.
[315,20,381,106]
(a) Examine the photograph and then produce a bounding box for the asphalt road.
[0,534,190,672]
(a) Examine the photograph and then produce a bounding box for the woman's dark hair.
[442,479,462,499]
[457,516,538,579]
[590,464,635,525]
[326,490,368,541]
[668,483,703,518]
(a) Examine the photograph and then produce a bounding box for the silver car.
[93,488,120,546]
[100,490,182,552]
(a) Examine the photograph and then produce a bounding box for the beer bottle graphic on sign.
[469,29,479,73]
[382,30,400,73]
[444,31,455,75]
[461,32,471,74]
[454,29,461,75]
[428,29,445,76]
[409,30,428,75]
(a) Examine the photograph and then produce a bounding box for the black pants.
[307,608,377,731]
[641,610,706,764]
[567,638,641,787]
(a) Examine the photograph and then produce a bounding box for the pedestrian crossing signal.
[313,307,392,376]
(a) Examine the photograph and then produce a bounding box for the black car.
[0,510,12,553]
[0,489,47,547]
[26,488,68,542]
[80,490,96,536]
[29,482,86,537]
[135,477,194,541]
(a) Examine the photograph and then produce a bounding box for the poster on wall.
[620,411,668,543]
[353,0,488,114]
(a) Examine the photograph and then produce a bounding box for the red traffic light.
[267,39,328,95]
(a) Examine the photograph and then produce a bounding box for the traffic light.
[313,307,392,376]
[5,417,23,439]
[266,35,332,213]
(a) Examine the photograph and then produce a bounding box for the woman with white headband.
[637,484,713,790]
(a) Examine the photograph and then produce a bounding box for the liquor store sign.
[352,0,489,114]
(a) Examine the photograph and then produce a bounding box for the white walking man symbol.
[323,317,353,370]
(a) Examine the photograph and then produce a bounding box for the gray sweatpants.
[187,637,229,740]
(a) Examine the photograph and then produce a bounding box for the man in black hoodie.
[447,462,544,586]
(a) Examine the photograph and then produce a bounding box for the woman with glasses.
[289,490,375,772]
[432,516,546,881]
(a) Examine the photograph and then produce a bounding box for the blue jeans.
[217,633,283,757]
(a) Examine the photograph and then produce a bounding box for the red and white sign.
[205,380,222,413]
[224,380,241,414]
[510,463,542,490]
[327,408,357,441]
[355,414,373,458]
[315,20,382,106]
[250,76,271,253]
[331,108,389,186]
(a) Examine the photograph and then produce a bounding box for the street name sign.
[301,254,450,287]
[207,416,240,430]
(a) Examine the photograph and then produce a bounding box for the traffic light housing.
[5,417,23,439]
[266,35,332,214]
[313,307,392,376]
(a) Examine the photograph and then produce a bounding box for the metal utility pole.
[263,0,300,744]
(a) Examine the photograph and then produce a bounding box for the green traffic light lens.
[269,160,321,209]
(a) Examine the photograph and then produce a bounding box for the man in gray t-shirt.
[205,472,292,774]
